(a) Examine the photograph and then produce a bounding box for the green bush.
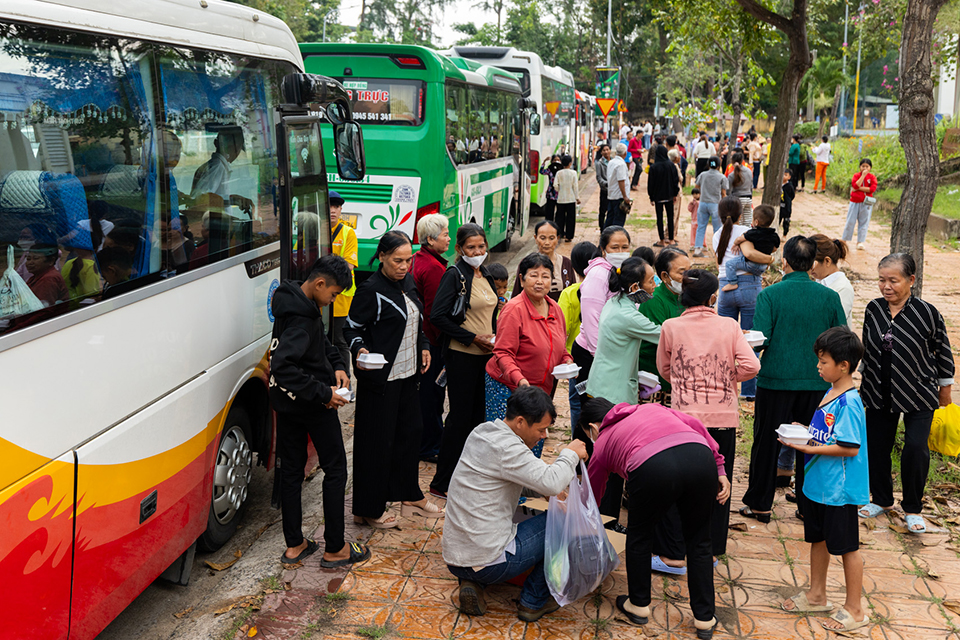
[826,135,906,195]
[794,121,819,139]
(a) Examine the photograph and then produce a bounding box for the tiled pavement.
[239,168,960,640]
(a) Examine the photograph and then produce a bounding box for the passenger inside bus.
[24,231,68,308]
[97,245,134,299]
[190,126,254,217]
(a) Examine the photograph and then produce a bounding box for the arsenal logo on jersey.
[824,413,835,428]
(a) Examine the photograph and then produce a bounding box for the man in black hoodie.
[269,254,370,567]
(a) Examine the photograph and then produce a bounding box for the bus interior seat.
[0,171,91,246]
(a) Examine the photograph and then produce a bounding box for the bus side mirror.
[530,113,541,136]
[334,121,366,181]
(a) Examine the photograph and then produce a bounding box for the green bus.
[299,43,534,272]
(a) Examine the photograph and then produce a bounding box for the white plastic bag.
[544,461,620,606]
[0,245,44,318]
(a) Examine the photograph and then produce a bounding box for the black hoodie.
[647,145,680,203]
[268,280,345,414]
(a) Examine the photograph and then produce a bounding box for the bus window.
[444,83,471,165]
[341,78,424,126]
[0,23,157,333]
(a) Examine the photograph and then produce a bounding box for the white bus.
[447,47,578,215]
[0,2,363,639]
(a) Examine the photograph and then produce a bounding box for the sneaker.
[693,249,705,258]
[605,520,628,535]
[457,580,487,616]
[857,243,865,251]
[517,597,561,622]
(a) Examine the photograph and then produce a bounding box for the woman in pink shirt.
[486,252,573,456]
[583,399,730,639]
[656,269,759,558]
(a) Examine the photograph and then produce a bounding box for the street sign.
[596,98,617,117]
[595,67,620,118]
[617,100,627,113]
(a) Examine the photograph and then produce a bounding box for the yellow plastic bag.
[929,403,960,457]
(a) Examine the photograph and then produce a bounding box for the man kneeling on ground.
[442,386,589,622]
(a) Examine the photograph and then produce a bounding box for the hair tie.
[616,267,621,274]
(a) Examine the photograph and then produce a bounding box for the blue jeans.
[842,201,873,244]
[568,379,582,441]
[718,274,760,398]
[752,162,761,188]
[606,197,626,229]
[777,444,795,472]
[695,202,720,249]
[447,512,551,610]
[724,254,768,284]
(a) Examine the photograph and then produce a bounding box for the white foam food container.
[744,330,766,348]
[335,387,354,400]
[776,423,811,446]
[551,363,581,379]
[637,371,660,389]
[357,353,387,369]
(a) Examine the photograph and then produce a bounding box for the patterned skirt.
[485,373,545,458]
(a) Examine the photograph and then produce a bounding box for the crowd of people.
[268,167,953,634]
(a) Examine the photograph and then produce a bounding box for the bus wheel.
[199,406,254,551]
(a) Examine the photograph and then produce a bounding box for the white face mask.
[18,239,34,250]
[463,253,486,268]
[667,276,683,295]
[606,252,630,269]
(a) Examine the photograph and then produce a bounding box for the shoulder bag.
[449,265,468,324]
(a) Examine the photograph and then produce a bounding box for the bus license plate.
[340,212,359,229]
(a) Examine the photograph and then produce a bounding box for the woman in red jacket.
[485,252,573,457]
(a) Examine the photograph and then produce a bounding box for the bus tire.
[198,405,254,552]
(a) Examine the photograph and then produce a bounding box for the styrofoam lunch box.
[637,371,660,389]
[551,363,581,379]
[776,423,811,446]
[744,331,766,348]
[357,353,387,369]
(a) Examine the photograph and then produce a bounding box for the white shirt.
[619,124,631,140]
[555,168,579,204]
[713,224,751,277]
[694,140,714,159]
[813,142,832,164]
[818,270,854,329]
[607,156,628,200]
[644,123,653,135]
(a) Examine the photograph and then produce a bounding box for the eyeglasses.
[882,330,894,352]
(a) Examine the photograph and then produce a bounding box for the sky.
[338,1,496,48]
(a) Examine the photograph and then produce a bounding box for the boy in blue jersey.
[778,327,869,633]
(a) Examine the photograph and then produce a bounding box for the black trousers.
[556,202,577,240]
[543,198,557,221]
[742,387,823,513]
[418,343,445,459]
[353,375,425,518]
[606,198,626,229]
[798,161,807,188]
[867,407,935,514]
[789,163,801,188]
[626,444,717,622]
[276,409,347,551]
[651,429,735,560]
[631,162,643,188]
[695,158,709,177]
[598,191,608,230]
[654,200,675,241]
[332,315,351,377]
[431,350,490,494]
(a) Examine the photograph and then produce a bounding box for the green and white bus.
[447,47,577,215]
[299,43,533,272]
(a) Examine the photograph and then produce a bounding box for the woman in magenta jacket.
[656,268,759,558]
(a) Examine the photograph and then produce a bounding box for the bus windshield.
[501,67,530,97]
[340,78,425,126]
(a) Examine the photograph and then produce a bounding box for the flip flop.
[281,538,320,565]
[651,555,687,575]
[857,503,890,519]
[820,607,870,632]
[905,514,927,533]
[781,591,834,613]
[739,506,771,524]
[615,595,649,625]
[320,542,371,568]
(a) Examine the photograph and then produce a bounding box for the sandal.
[695,617,718,640]
[905,514,926,533]
[785,491,797,503]
[820,607,869,632]
[651,555,687,575]
[354,513,399,529]
[738,506,771,524]
[615,595,649,625]
[401,500,445,519]
[320,542,371,568]
[857,503,891,519]
[781,592,834,613]
[281,538,320,565]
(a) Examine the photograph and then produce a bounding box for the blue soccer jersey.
[802,388,870,507]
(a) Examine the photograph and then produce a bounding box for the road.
[94,181,568,639]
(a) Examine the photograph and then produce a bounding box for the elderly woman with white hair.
[605,142,633,229]
[412,212,452,463]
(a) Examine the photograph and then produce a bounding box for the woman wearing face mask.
[511,220,573,302]
[571,225,632,387]
[344,230,441,529]
[428,223,499,500]
[485,252,573,456]
[657,269,760,561]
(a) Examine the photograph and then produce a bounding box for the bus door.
[517,99,539,235]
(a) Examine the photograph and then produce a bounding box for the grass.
[888,422,960,493]
[357,625,390,639]
[221,607,256,640]
[737,413,755,461]
[875,186,960,220]
[325,591,353,602]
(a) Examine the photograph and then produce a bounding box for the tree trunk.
[729,55,744,147]
[891,0,948,296]
[819,83,842,138]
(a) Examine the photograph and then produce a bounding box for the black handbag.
[449,266,468,324]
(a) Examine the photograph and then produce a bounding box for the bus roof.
[299,42,520,92]
[1,0,302,68]
[448,46,574,88]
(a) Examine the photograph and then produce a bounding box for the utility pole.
[322,10,336,42]
[853,2,864,133]
[840,1,849,127]
[606,0,612,66]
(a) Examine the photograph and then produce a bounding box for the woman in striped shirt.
[858,253,954,533]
